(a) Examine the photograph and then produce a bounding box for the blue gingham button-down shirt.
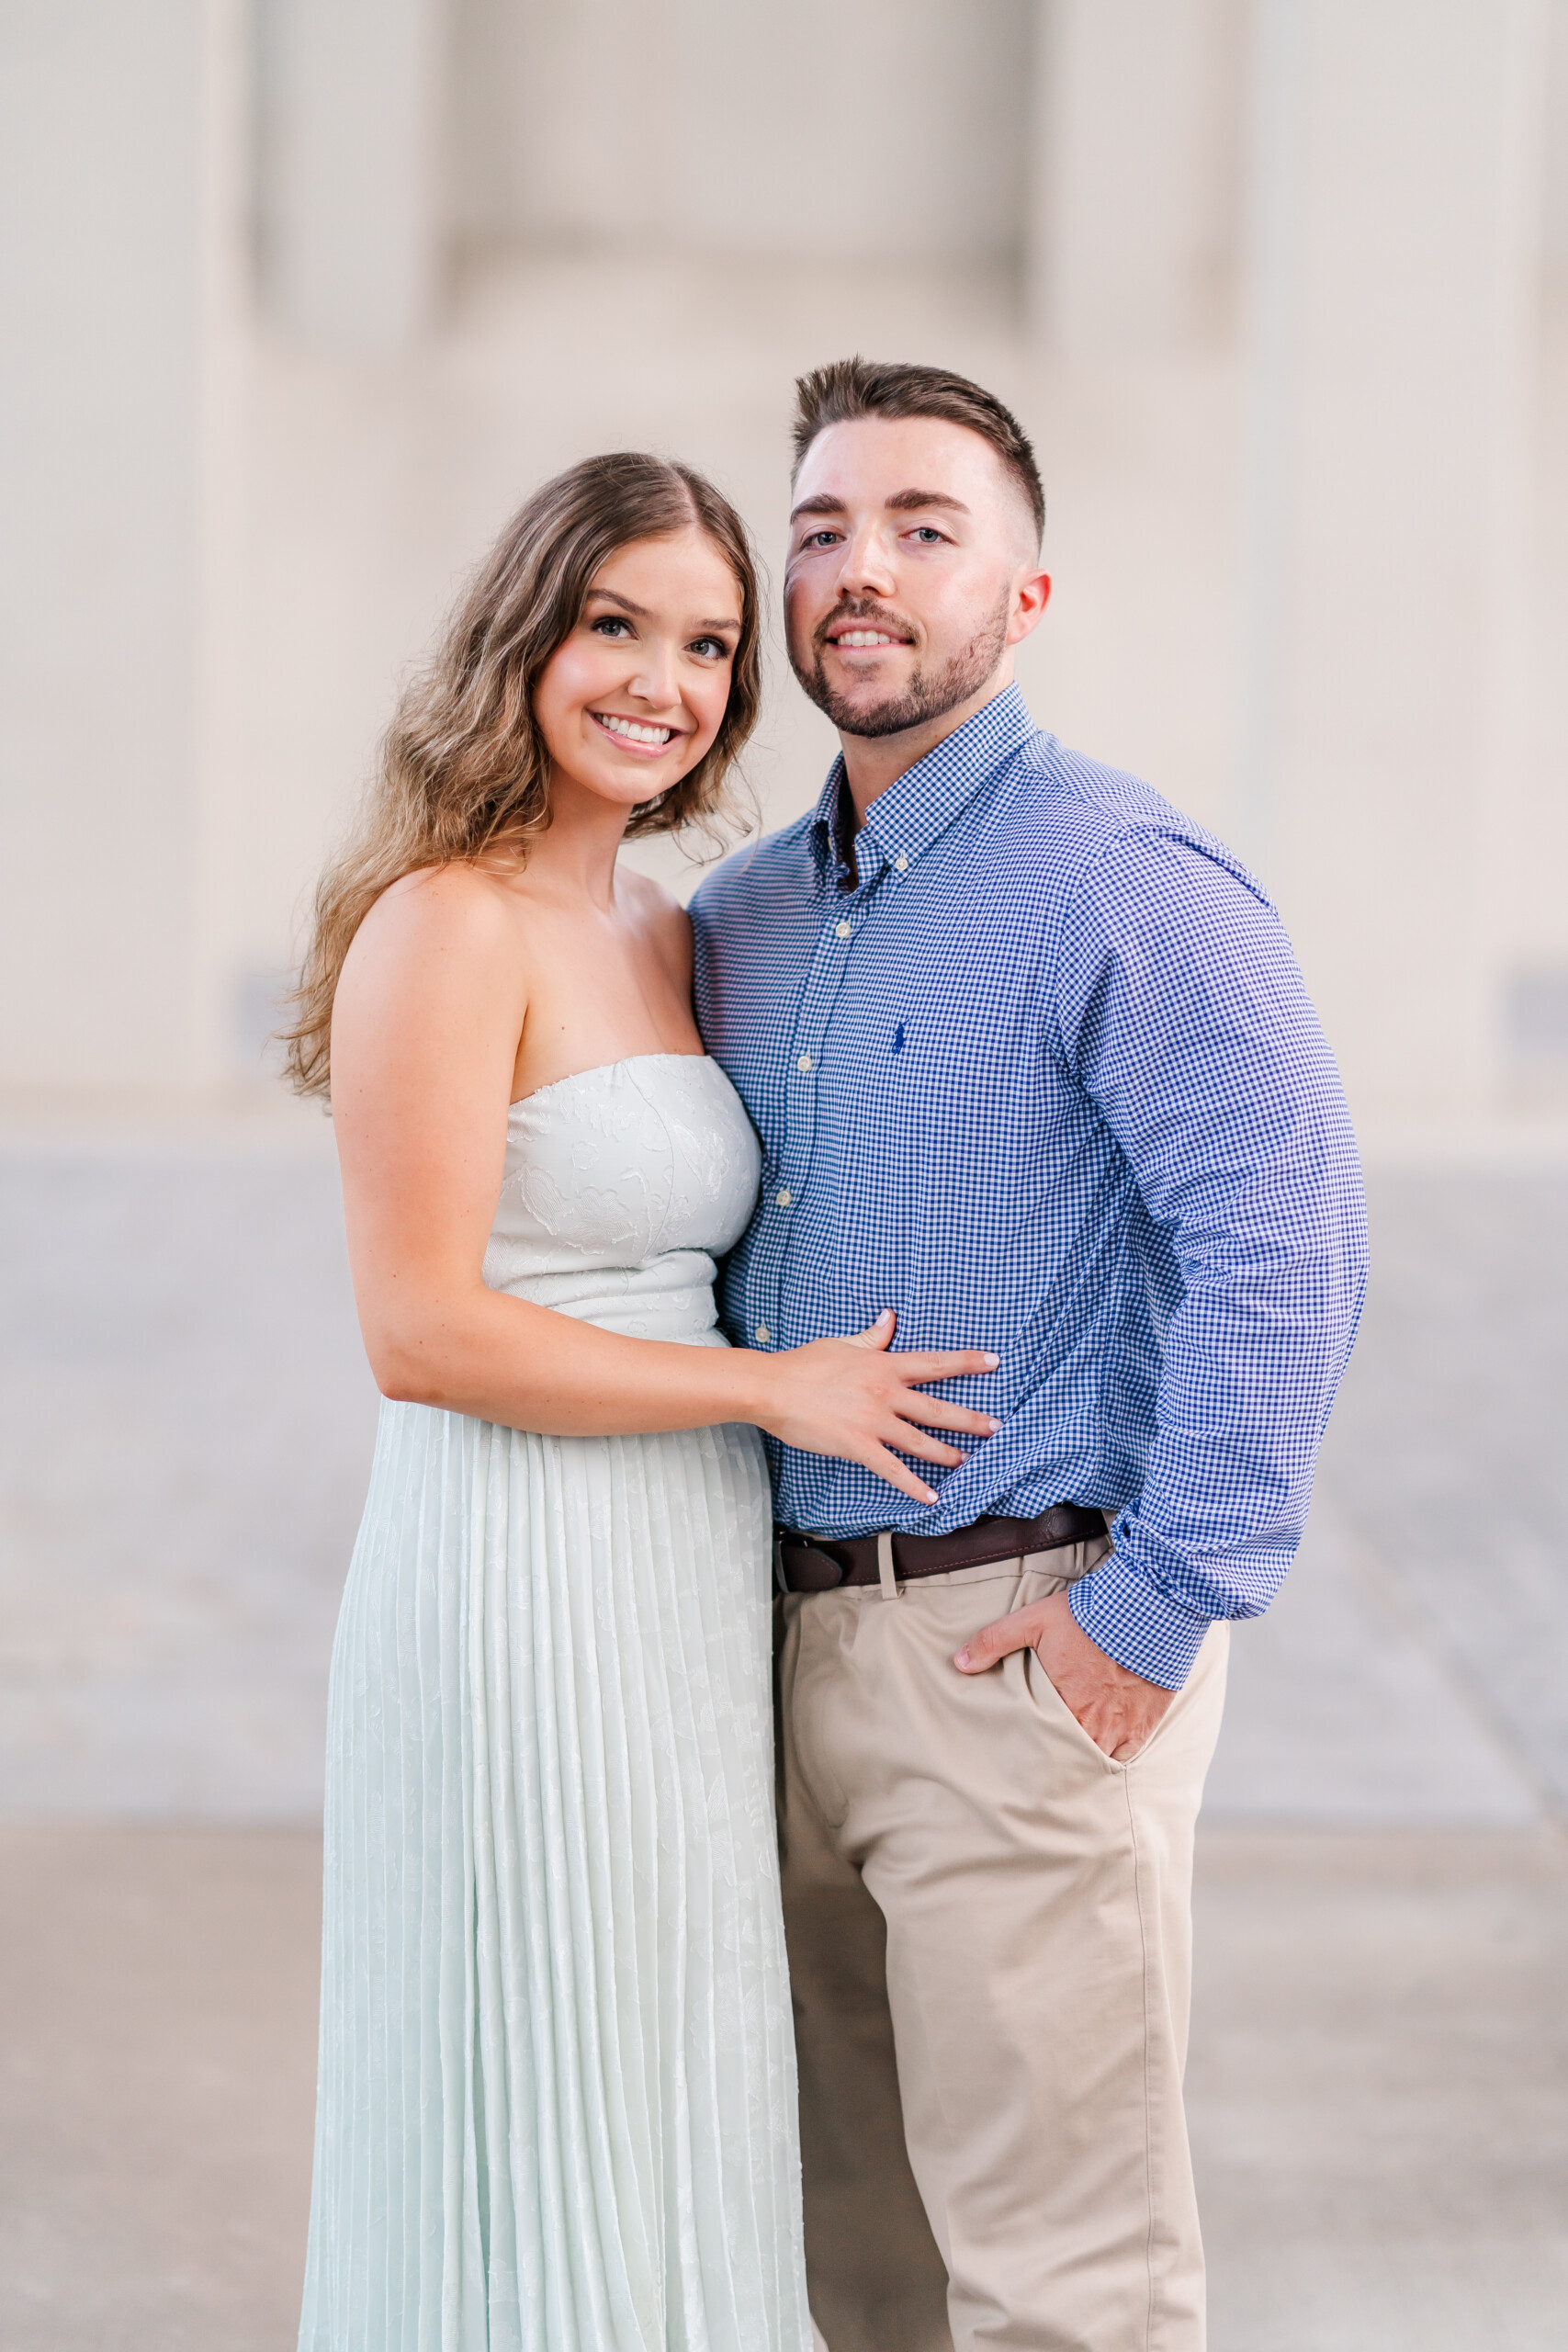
[691,685,1367,1688]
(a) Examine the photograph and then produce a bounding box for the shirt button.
[796,1052,812,1072]
[895,854,908,871]
[754,1323,771,1344]
[775,1187,792,1206]
[835,920,852,940]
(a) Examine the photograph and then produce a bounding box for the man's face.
[784,415,1048,740]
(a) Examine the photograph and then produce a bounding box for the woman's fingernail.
[879,1309,894,1323]
[954,1647,971,1668]
[983,1353,999,1368]
[985,1418,999,1432]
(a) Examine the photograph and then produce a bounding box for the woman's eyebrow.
[586,587,738,632]
[584,587,650,618]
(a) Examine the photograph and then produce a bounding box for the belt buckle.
[775,1532,846,1593]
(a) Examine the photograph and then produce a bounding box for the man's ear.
[1008,569,1051,648]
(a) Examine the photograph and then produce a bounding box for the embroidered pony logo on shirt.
[891,1023,907,1055]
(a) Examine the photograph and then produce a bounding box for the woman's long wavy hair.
[282,452,762,1100]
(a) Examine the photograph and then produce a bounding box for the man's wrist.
[1068,1548,1210,1691]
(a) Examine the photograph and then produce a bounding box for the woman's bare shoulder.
[617,865,693,971]
[332,863,531,1111]
[338,864,535,1017]
[355,861,528,952]
[376,858,522,920]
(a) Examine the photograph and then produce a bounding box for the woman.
[286,453,997,2351]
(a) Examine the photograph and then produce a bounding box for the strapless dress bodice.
[480,1053,761,1344]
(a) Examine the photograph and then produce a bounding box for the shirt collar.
[808,682,1036,885]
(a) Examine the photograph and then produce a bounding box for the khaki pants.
[776,1538,1228,2352]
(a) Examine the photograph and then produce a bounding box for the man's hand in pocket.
[953,1588,1175,1760]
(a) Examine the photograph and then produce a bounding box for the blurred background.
[1,3,1566,2347]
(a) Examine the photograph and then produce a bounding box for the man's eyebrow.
[788,488,973,525]
[885,489,971,516]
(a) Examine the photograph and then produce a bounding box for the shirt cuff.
[1067,1547,1212,1690]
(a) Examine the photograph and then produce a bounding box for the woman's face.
[534,529,744,816]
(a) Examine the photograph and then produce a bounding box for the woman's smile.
[589,709,682,752]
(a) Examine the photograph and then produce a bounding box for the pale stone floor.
[1,1124,1566,2349]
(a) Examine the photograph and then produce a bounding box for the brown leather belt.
[775,1504,1107,1593]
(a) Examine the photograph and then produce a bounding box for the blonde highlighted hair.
[282,452,761,1098]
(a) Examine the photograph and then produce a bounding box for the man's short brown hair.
[791,356,1045,548]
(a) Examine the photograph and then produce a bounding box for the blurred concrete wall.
[1,0,1566,1117]
[0,4,211,1091]
[1028,0,1247,351]
[1236,0,1553,1107]
[451,0,1032,266]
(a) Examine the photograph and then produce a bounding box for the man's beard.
[790,595,1011,739]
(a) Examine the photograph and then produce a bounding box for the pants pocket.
[1020,1641,1131,1775]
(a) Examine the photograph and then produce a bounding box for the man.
[691,359,1367,2352]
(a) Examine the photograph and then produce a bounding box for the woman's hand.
[750,1310,999,1505]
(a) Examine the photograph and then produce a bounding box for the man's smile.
[821,607,917,654]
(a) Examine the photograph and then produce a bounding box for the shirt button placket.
[763,895,857,1351]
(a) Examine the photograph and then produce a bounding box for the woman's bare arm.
[329,867,998,1505]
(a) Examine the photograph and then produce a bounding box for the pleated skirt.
[297,1399,812,2352]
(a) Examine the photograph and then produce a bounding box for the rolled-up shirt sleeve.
[1052,830,1369,1688]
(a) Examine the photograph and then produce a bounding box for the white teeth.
[836,630,899,648]
[597,713,672,744]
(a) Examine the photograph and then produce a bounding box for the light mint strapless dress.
[298,1055,811,2352]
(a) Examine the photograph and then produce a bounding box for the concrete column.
[1027,0,1245,353]
[0,3,209,1093]
[1235,0,1548,1117]
[1548,0,1568,292]
[255,0,447,348]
